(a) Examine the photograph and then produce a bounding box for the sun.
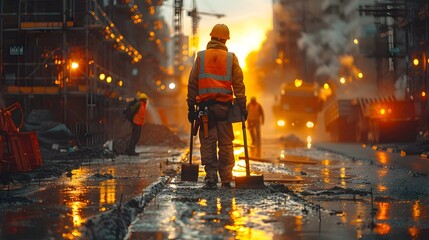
[227,26,267,70]
[198,20,270,71]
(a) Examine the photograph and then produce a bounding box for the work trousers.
[248,120,261,156]
[128,123,142,153]
[247,120,261,146]
[199,120,235,183]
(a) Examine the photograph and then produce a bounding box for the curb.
[79,175,172,240]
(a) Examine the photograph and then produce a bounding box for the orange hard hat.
[210,24,230,40]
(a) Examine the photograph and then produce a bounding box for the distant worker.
[187,23,247,189]
[126,92,148,156]
[247,97,264,156]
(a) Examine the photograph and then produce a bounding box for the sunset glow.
[199,20,270,70]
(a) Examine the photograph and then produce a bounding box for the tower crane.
[187,0,225,56]
[172,0,224,74]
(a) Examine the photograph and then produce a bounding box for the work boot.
[202,182,217,190]
[221,182,232,189]
[127,150,139,156]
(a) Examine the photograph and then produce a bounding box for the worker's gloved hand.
[188,105,196,123]
[235,97,248,121]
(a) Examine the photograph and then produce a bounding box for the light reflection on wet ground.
[0,146,183,240]
[3,139,429,239]
[283,145,429,239]
[127,139,429,240]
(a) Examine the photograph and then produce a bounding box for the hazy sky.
[161,0,273,68]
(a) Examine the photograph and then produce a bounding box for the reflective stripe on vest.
[196,49,233,103]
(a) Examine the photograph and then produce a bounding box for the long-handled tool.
[181,121,199,182]
[235,116,265,189]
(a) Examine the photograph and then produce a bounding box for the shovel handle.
[241,116,251,176]
[189,121,194,164]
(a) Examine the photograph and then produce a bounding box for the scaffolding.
[0,0,165,148]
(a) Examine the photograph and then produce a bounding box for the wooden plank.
[263,173,304,183]
[239,155,317,165]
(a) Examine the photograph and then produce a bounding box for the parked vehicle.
[272,80,323,139]
[323,96,421,143]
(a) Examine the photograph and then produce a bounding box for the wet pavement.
[0,146,184,240]
[124,139,429,240]
[2,136,429,239]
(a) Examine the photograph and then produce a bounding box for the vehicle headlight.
[306,121,315,128]
[277,120,286,127]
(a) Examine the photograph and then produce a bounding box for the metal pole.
[0,0,3,85]
[242,117,250,176]
[63,0,67,124]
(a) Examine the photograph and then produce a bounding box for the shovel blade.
[235,175,265,189]
[181,163,199,182]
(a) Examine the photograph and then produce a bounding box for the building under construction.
[0,0,174,148]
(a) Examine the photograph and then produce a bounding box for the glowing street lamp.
[168,82,176,90]
[71,61,79,70]
[413,58,420,66]
[106,76,112,83]
[99,73,106,81]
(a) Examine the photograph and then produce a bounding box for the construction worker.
[187,23,247,189]
[126,92,148,156]
[247,96,264,157]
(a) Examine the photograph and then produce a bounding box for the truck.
[272,80,323,140]
[323,95,422,143]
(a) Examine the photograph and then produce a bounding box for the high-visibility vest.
[196,49,233,103]
[247,103,262,122]
[133,101,146,125]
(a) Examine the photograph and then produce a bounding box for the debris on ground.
[278,134,306,148]
[22,109,74,149]
[139,123,186,148]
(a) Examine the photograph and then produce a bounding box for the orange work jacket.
[132,101,146,125]
[196,49,233,103]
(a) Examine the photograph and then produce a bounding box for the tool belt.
[196,106,209,138]
[195,101,232,138]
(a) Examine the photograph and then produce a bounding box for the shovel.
[235,116,265,189]
[181,121,199,182]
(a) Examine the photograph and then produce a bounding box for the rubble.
[139,123,187,148]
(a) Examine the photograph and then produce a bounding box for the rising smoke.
[246,0,385,139]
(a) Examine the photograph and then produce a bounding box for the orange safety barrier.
[1,102,43,173]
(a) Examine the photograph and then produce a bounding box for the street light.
[168,82,176,90]
[99,73,106,81]
[71,61,79,70]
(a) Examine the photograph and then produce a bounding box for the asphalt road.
[119,140,429,240]
[315,142,429,175]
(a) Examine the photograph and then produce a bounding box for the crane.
[172,0,224,74]
[187,0,225,56]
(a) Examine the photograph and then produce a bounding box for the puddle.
[0,147,183,240]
